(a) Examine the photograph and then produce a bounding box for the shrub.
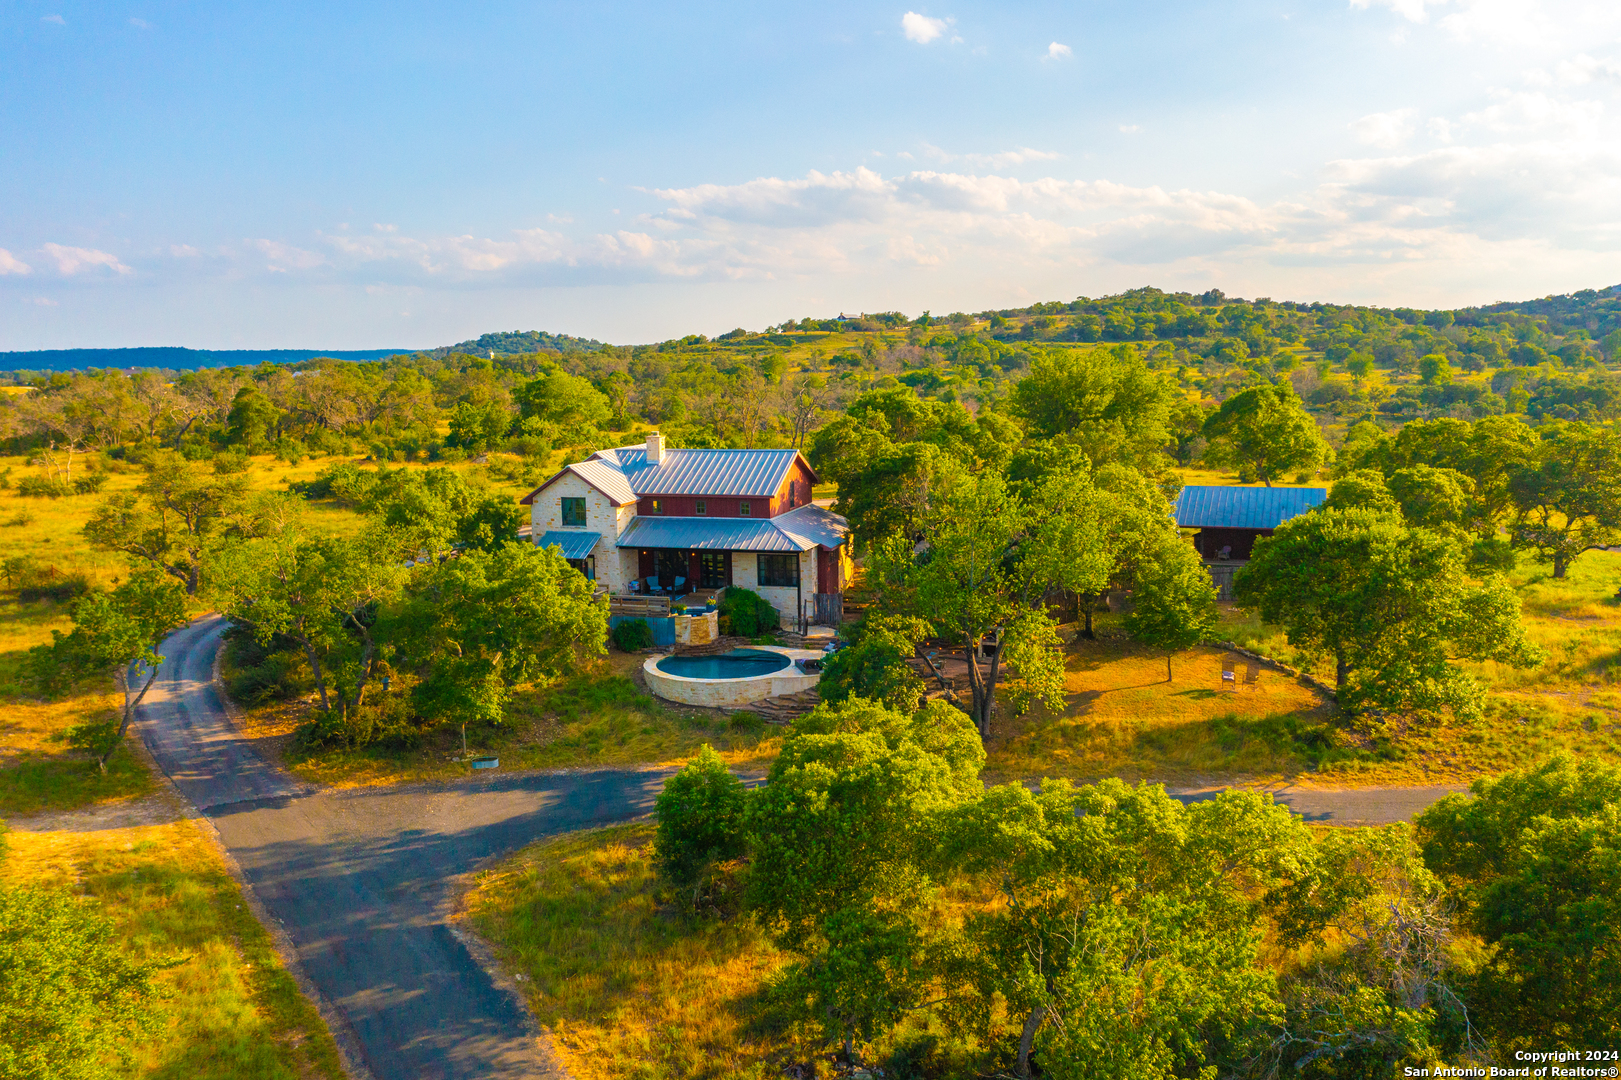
[612,618,655,652]
[0,887,167,1077]
[819,637,924,713]
[653,744,748,910]
[274,436,307,465]
[70,472,107,495]
[16,475,70,498]
[211,449,251,474]
[5,558,91,603]
[719,587,779,637]
[2,511,34,528]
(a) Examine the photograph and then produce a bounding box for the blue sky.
[3,0,1620,348]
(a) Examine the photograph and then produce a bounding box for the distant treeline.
[0,346,414,375]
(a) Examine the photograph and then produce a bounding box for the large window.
[758,552,799,587]
[561,497,586,527]
[699,551,728,589]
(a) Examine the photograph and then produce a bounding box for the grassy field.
[463,820,994,1080]
[230,650,784,788]
[1,814,345,1079]
[463,822,793,1080]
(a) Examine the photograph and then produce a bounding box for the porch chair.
[644,575,662,595]
[1220,656,1237,693]
[672,576,686,595]
[1242,661,1260,690]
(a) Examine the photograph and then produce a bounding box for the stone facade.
[528,473,634,593]
[739,548,819,624]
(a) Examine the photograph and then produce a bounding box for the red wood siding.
[775,459,818,514]
[636,495,769,518]
[632,457,819,519]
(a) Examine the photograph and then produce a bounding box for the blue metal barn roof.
[535,530,602,560]
[1174,485,1327,530]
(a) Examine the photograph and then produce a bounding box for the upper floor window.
[695,499,707,515]
[650,498,664,515]
[739,500,752,517]
[561,497,586,527]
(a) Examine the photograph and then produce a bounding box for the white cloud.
[1119,124,1142,134]
[1553,53,1621,85]
[41,14,64,24]
[25,297,59,306]
[901,11,950,44]
[169,244,201,257]
[248,239,326,271]
[1047,42,1073,59]
[41,243,132,275]
[129,17,150,29]
[0,248,32,275]
[1461,90,1602,137]
[1348,0,1436,24]
[1351,107,1418,148]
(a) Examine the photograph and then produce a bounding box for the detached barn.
[1174,485,1327,599]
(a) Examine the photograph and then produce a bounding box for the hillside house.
[519,432,854,624]
[1174,485,1327,599]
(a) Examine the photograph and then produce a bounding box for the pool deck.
[642,645,826,709]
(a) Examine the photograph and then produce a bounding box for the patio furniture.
[673,576,686,594]
[1220,656,1237,692]
[1242,661,1260,690]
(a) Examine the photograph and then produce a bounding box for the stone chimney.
[646,430,665,465]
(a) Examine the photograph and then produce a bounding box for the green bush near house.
[719,587,778,637]
[611,618,654,653]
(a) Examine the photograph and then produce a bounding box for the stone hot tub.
[642,646,823,708]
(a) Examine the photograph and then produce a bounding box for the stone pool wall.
[642,645,824,708]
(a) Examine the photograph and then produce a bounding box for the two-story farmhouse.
[519,432,854,623]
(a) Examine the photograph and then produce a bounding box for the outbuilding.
[1174,485,1327,598]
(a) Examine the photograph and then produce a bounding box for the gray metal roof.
[616,504,850,552]
[568,459,637,504]
[535,530,601,560]
[1174,485,1327,530]
[596,445,803,497]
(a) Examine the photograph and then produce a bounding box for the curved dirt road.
[136,616,1470,1078]
[136,616,670,1080]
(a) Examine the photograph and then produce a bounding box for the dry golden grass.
[1,816,344,1080]
[464,822,796,1080]
[984,630,1343,788]
[241,651,785,789]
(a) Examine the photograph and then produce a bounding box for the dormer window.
[695,499,707,515]
[561,497,586,527]
[651,498,664,515]
[739,500,752,517]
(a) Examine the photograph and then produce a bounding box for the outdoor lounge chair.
[672,576,686,594]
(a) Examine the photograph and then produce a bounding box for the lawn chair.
[1242,661,1260,691]
[644,575,662,594]
[1220,656,1237,693]
[672,576,686,596]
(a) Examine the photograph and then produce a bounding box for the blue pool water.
[655,649,792,679]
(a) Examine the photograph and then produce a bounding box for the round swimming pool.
[654,648,792,679]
